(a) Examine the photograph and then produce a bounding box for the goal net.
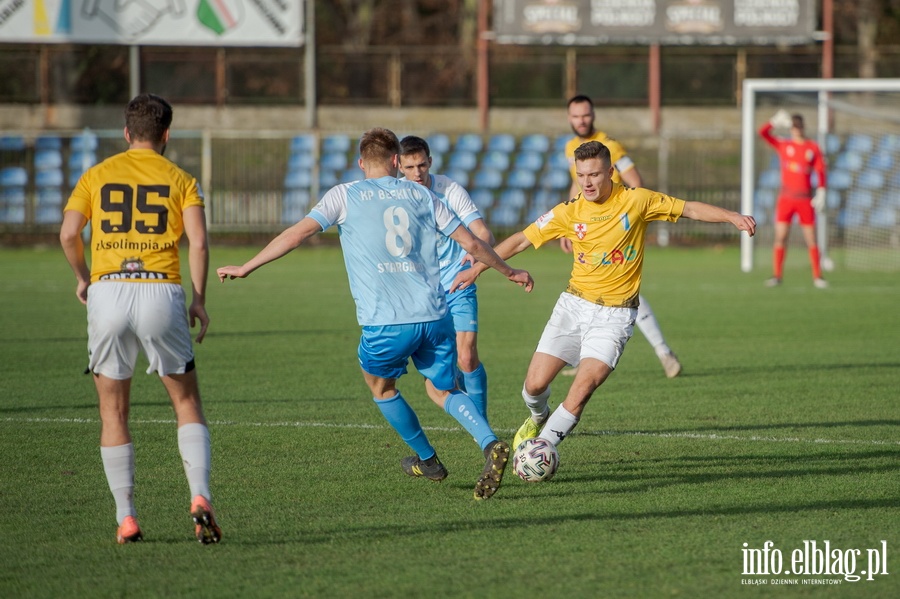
[741,79,900,273]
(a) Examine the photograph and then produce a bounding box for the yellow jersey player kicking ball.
[452,141,756,452]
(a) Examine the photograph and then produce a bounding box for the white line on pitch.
[3,416,897,446]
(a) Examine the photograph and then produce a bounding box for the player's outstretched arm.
[183,205,210,343]
[217,217,322,281]
[681,201,757,237]
[449,228,533,292]
[451,230,533,292]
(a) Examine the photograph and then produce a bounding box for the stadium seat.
[481,150,510,171]
[35,187,64,223]
[825,134,842,155]
[454,134,483,153]
[430,153,443,171]
[0,187,25,223]
[757,169,780,189]
[490,206,520,228]
[443,168,469,188]
[35,169,64,188]
[426,133,451,155]
[35,136,62,151]
[513,151,544,172]
[69,150,97,171]
[322,134,351,154]
[752,209,768,227]
[845,134,874,154]
[506,169,536,189]
[284,168,313,189]
[36,187,63,206]
[834,152,864,172]
[543,168,570,190]
[836,209,865,229]
[498,189,528,209]
[288,151,316,171]
[341,167,365,183]
[552,135,569,152]
[532,189,561,211]
[34,149,63,170]
[472,168,504,190]
[319,169,338,188]
[320,152,348,172]
[71,131,99,152]
[828,169,852,190]
[868,207,897,228]
[291,134,317,154]
[877,134,900,152]
[866,152,893,171]
[486,134,516,153]
[826,189,842,210]
[846,190,874,210]
[0,166,27,187]
[448,151,478,172]
[857,169,884,190]
[754,189,776,208]
[469,188,494,212]
[520,134,550,153]
[548,153,569,170]
[0,136,25,152]
[282,189,311,223]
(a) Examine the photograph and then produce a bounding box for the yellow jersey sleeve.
[64,149,205,284]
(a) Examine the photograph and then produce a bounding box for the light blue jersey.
[405,173,484,293]
[308,176,462,326]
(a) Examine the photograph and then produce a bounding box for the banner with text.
[493,0,817,46]
[0,0,303,46]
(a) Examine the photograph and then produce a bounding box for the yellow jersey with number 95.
[64,148,205,284]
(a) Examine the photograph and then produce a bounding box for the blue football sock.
[374,393,435,460]
[444,390,497,451]
[462,363,488,421]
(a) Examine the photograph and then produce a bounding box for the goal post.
[741,78,900,273]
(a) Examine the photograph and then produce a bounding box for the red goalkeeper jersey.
[759,123,827,200]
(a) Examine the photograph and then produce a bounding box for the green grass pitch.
[1,243,897,598]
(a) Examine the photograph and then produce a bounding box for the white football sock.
[539,405,579,447]
[101,443,136,525]
[636,294,669,352]
[522,385,551,422]
[177,423,211,500]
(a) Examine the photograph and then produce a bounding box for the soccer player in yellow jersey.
[59,94,221,545]
[562,94,683,379]
[453,141,756,450]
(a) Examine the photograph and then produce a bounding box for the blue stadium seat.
[825,134,842,155]
[834,152,864,172]
[35,169,64,188]
[878,134,900,152]
[490,206,520,228]
[532,189,561,211]
[0,166,27,187]
[282,189,311,223]
[845,134,873,154]
[826,189,842,210]
[757,169,780,189]
[481,150,510,171]
[543,169,570,190]
[320,152,348,172]
[498,189,528,210]
[448,151,478,172]
[35,136,62,151]
[291,134,317,154]
[506,169,536,189]
[866,152,893,171]
[752,208,768,227]
[469,188,494,212]
[513,151,544,172]
[430,153,444,171]
[443,168,469,188]
[520,134,550,153]
[322,134,351,154]
[36,187,64,206]
[426,133,451,154]
[288,151,316,171]
[857,169,884,190]
[319,169,338,188]
[828,169,852,190]
[454,134,483,153]
[71,131,99,152]
[284,168,313,189]
[0,187,25,223]
[0,136,25,152]
[472,168,504,190]
[35,187,65,224]
[69,150,97,171]
[341,167,365,183]
[552,135,569,152]
[869,207,897,228]
[548,153,569,170]
[836,209,865,228]
[846,190,873,210]
[35,149,63,170]
[487,134,516,153]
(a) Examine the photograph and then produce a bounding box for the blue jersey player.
[216,128,534,499]
[398,136,494,423]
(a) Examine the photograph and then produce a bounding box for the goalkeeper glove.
[812,188,827,212]
[769,109,792,129]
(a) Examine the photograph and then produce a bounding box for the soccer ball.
[512,438,559,482]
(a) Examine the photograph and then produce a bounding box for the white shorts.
[535,292,636,370]
[86,282,194,379]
